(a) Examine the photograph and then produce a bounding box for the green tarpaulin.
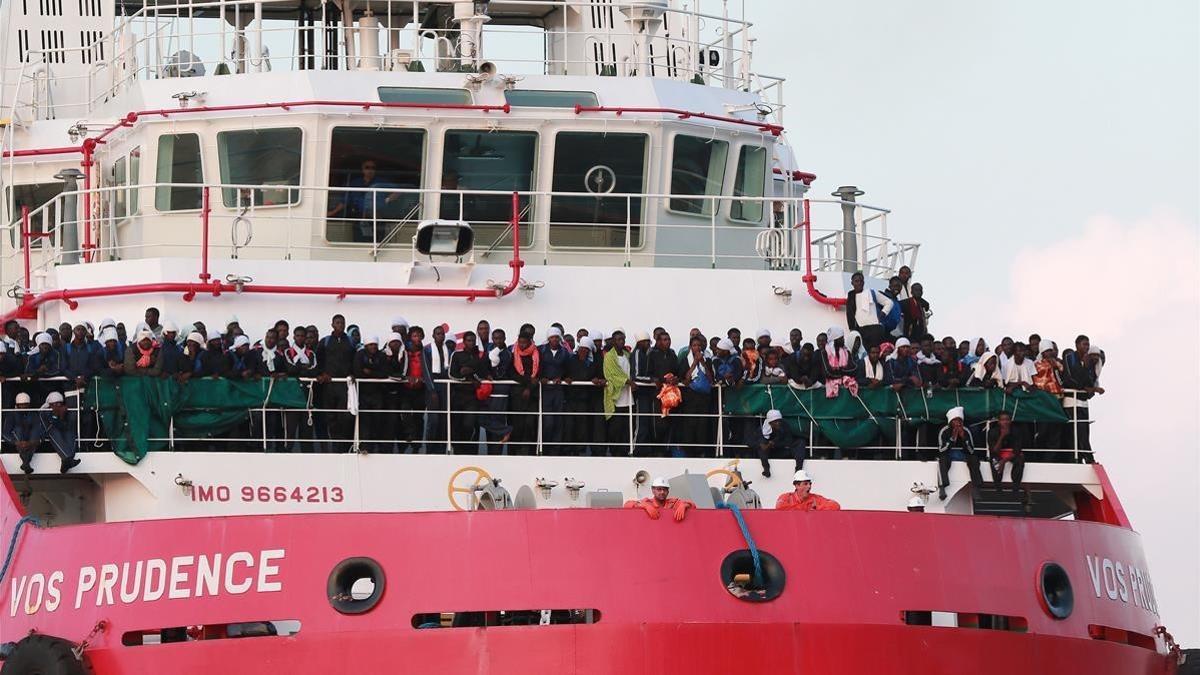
[722,385,1069,449]
[92,377,309,464]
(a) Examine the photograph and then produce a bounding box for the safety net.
[92,377,308,464]
[722,385,1070,449]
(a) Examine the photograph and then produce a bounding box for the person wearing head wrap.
[564,335,604,455]
[844,330,866,362]
[123,328,164,377]
[195,331,231,378]
[936,406,984,500]
[748,409,808,478]
[821,327,858,399]
[885,337,923,391]
[538,326,571,451]
[350,334,389,450]
[960,337,988,368]
[965,351,1003,388]
[1033,340,1063,395]
[755,328,772,354]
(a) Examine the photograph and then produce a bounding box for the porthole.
[1038,562,1073,620]
[328,557,386,615]
[720,549,786,602]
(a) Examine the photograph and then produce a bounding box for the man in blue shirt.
[327,160,402,242]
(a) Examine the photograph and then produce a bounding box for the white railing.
[3,0,785,122]
[0,376,1098,461]
[1,184,918,293]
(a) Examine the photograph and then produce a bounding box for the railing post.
[199,186,211,281]
[21,206,32,293]
[1072,394,1079,463]
[715,384,723,459]
[710,199,717,268]
[625,195,632,267]
[445,381,453,454]
[351,378,361,452]
[535,382,543,456]
[627,384,634,457]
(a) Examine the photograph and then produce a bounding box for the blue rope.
[0,515,41,584]
[716,502,762,587]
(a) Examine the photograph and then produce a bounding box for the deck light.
[415,220,474,258]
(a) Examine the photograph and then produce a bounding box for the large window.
[5,183,60,247]
[326,127,426,244]
[217,127,302,207]
[504,90,597,108]
[730,145,767,223]
[439,130,536,248]
[549,132,647,247]
[669,134,728,216]
[154,134,203,211]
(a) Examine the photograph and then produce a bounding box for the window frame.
[665,131,731,219]
[4,183,61,249]
[377,87,474,105]
[546,129,651,251]
[728,143,768,225]
[322,124,431,246]
[438,127,539,248]
[154,133,205,213]
[215,126,305,209]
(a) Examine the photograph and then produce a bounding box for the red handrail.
[0,193,526,323]
[800,198,846,309]
[574,104,783,136]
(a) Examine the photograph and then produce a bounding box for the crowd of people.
[0,275,1106,497]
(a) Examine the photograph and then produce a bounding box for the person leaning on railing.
[123,328,165,377]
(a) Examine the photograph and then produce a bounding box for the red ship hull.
[0,469,1175,674]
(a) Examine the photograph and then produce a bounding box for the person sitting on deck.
[747,409,807,478]
[936,407,984,501]
[623,477,695,521]
[38,392,80,473]
[3,393,40,474]
[987,411,1025,494]
[775,470,840,511]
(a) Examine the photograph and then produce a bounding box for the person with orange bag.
[775,470,841,511]
[624,477,695,521]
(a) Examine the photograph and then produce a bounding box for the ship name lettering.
[1084,555,1158,615]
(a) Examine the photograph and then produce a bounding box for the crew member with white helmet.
[775,470,841,511]
[936,406,985,501]
[624,477,695,521]
[906,496,927,513]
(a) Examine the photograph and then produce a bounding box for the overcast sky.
[748,0,1199,644]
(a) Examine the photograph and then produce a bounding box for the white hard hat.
[907,496,926,509]
[792,470,812,483]
[14,393,30,405]
[650,477,670,489]
[634,330,651,343]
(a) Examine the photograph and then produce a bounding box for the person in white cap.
[623,477,695,521]
[628,330,655,454]
[26,332,64,382]
[906,496,926,513]
[563,335,604,455]
[226,334,256,379]
[123,328,164,377]
[3,392,40,474]
[775,470,840,511]
[390,317,410,337]
[755,328,772,355]
[936,406,984,501]
[352,334,389,450]
[749,409,807,478]
[539,325,570,451]
[886,337,922,392]
[38,392,81,473]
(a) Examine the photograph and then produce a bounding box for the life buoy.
[0,634,91,675]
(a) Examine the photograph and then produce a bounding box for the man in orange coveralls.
[775,470,841,511]
[624,477,695,521]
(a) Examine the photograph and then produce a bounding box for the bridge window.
[216,127,302,208]
[154,133,203,211]
[326,127,425,244]
[669,134,728,216]
[439,130,536,248]
[504,90,597,108]
[378,87,472,105]
[111,147,140,220]
[730,145,766,223]
[549,132,647,247]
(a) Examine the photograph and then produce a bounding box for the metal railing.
[2,0,784,122]
[0,376,1097,462]
[2,185,917,295]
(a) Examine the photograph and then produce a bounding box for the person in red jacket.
[624,477,695,521]
[775,470,841,511]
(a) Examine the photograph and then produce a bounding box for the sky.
[747,0,1199,644]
